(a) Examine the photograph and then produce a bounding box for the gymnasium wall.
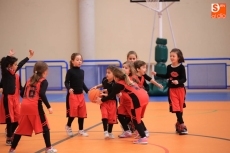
[0,0,229,87]
[95,0,230,62]
[0,0,79,61]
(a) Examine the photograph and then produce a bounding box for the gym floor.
[1,90,230,153]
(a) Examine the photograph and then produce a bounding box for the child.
[65,53,89,137]
[126,51,158,87]
[9,61,57,153]
[95,67,149,144]
[91,66,117,139]
[133,60,163,138]
[0,50,34,145]
[116,61,136,138]
[152,48,188,135]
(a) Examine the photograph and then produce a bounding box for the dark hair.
[30,61,48,86]
[70,53,83,68]
[134,60,146,70]
[127,51,138,59]
[123,61,136,76]
[0,56,18,76]
[107,65,117,72]
[112,67,133,85]
[170,48,185,63]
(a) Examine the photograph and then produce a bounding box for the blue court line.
[46,92,230,102]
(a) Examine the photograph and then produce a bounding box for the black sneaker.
[175,122,180,133]
[178,124,188,135]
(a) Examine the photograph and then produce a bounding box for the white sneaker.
[118,130,132,138]
[45,146,57,153]
[104,131,109,139]
[65,125,73,137]
[134,130,149,139]
[78,130,88,137]
[108,133,115,139]
[145,130,150,137]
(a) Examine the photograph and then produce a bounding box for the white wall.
[0,0,79,61]
[0,0,229,86]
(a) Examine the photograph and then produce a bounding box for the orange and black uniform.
[11,78,53,150]
[156,64,186,124]
[0,56,29,138]
[100,77,117,132]
[102,80,149,138]
[64,66,89,129]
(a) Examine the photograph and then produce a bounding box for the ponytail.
[70,60,74,69]
[123,74,133,86]
[30,71,41,86]
[112,67,134,86]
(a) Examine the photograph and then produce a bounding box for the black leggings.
[118,114,129,131]
[133,120,146,138]
[11,130,51,150]
[176,112,184,124]
[6,122,18,138]
[102,118,114,133]
[67,117,84,130]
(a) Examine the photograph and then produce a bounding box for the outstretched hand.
[28,50,34,58]
[152,71,157,76]
[9,49,15,56]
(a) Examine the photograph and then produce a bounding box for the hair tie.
[35,71,37,74]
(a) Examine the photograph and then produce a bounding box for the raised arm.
[16,50,34,72]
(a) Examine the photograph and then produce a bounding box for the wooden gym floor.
[1,98,230,153]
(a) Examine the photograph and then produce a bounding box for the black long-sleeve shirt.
[156,64,186,88]
[101,77,116,101]
[101,83,124,102]
[1,56,29,95]
[64,67,89,94]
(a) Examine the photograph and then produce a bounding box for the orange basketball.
[88,89,101,103]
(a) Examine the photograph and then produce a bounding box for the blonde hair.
[123,61,136,76]
[112,67,133,85]
[30,61,48,86]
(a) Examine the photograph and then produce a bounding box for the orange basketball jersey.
[117,80,149,109]
[132,75,145,88]
[20,78,45,115]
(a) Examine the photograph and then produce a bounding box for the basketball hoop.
[130,0,179,74]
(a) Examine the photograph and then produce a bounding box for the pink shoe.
[133,137,148,144]
[118,131,132,138]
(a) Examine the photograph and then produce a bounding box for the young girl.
[0,50,34,145]
[65,53,89,137]
[117,61,136,138]
[126,51,158,87]
[132,60,163,138]
[96,67,149,144]
[152,48,188,135]
[92,66,117,139]
[9,61,57,153]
